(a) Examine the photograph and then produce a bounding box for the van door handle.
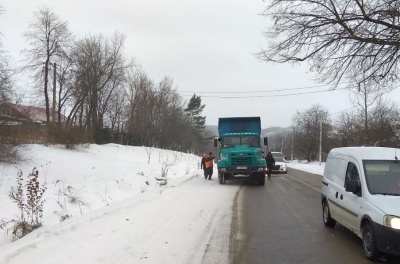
[335,192,338,198]
[340,194,343,200]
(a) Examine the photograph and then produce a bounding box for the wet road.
[229,169,400,264]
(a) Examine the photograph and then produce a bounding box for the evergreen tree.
[184,94,205,132]
[184,94,206,153]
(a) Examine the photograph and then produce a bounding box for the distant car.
[271,151,286,161]
[272,157,288,174]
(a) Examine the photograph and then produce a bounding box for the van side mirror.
[345,179,358,194]
[263,137,268,145]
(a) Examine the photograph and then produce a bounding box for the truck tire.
[258,172,265,185]
[218,173,224,184]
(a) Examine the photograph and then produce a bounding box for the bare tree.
[0,6,13,103]
[0,50,12,103]
[72,31,131,143]
[123,69,202,152]
[334,98,400,147]
[335,111,365,146]
[22,6,73,123]
[55,54,75,125]
[369,99,400,146]
[0,6,22,163]
[259,0,400,90]
[124,69,156,146]
[349,84,382,143]
[292,105,331,161]
[105,88,127,142]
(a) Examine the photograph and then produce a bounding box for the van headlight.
[384,215,400,229]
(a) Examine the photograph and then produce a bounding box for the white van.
[321,147,400,260]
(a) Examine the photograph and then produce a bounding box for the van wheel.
[362,222,379,260]
[322,201,336,228]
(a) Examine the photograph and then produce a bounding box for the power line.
[179,82,352,94]
[182,87,350,98]
[330,106,357,116]
[181,83,397,99]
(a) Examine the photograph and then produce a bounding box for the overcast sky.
[1,0,399,128]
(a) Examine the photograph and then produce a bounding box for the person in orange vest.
[205,152,215,180]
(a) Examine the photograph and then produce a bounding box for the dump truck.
[214,117,268,185]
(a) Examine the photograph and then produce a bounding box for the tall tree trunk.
[44,62,50,123]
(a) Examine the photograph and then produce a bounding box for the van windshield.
[363,160,400,195]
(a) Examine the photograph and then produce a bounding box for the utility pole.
[319,120,322,165]
[291,133,294,161]
[120,123,124,145]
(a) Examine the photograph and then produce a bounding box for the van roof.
[329,147,400,161]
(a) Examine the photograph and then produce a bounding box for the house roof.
[13,104,48,123]
[1,103,66,123]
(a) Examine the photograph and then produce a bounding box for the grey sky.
[1,0,399,128]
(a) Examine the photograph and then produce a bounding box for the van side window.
[345,162,362,196]
[324,157,343,182]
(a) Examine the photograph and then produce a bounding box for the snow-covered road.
[1,175,239,264]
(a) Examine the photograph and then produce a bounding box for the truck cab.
[214,117,268,185]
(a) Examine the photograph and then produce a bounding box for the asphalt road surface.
[229,169,400,264]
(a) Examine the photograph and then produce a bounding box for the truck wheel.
[322,201,336,228]
[218,173,224,184]
[258,173,265,185]
[362,222,380,260]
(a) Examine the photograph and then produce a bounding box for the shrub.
[0,137,21,164]
[0,168,46,241]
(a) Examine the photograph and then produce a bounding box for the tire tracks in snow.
[118,176,235,264]
[229,185,245,264]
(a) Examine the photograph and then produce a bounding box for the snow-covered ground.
[287,160,325,176]
[0,144,324,263]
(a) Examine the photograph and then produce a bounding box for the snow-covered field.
[0,144,324,263]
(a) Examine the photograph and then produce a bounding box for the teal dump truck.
[214,117,268,185]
